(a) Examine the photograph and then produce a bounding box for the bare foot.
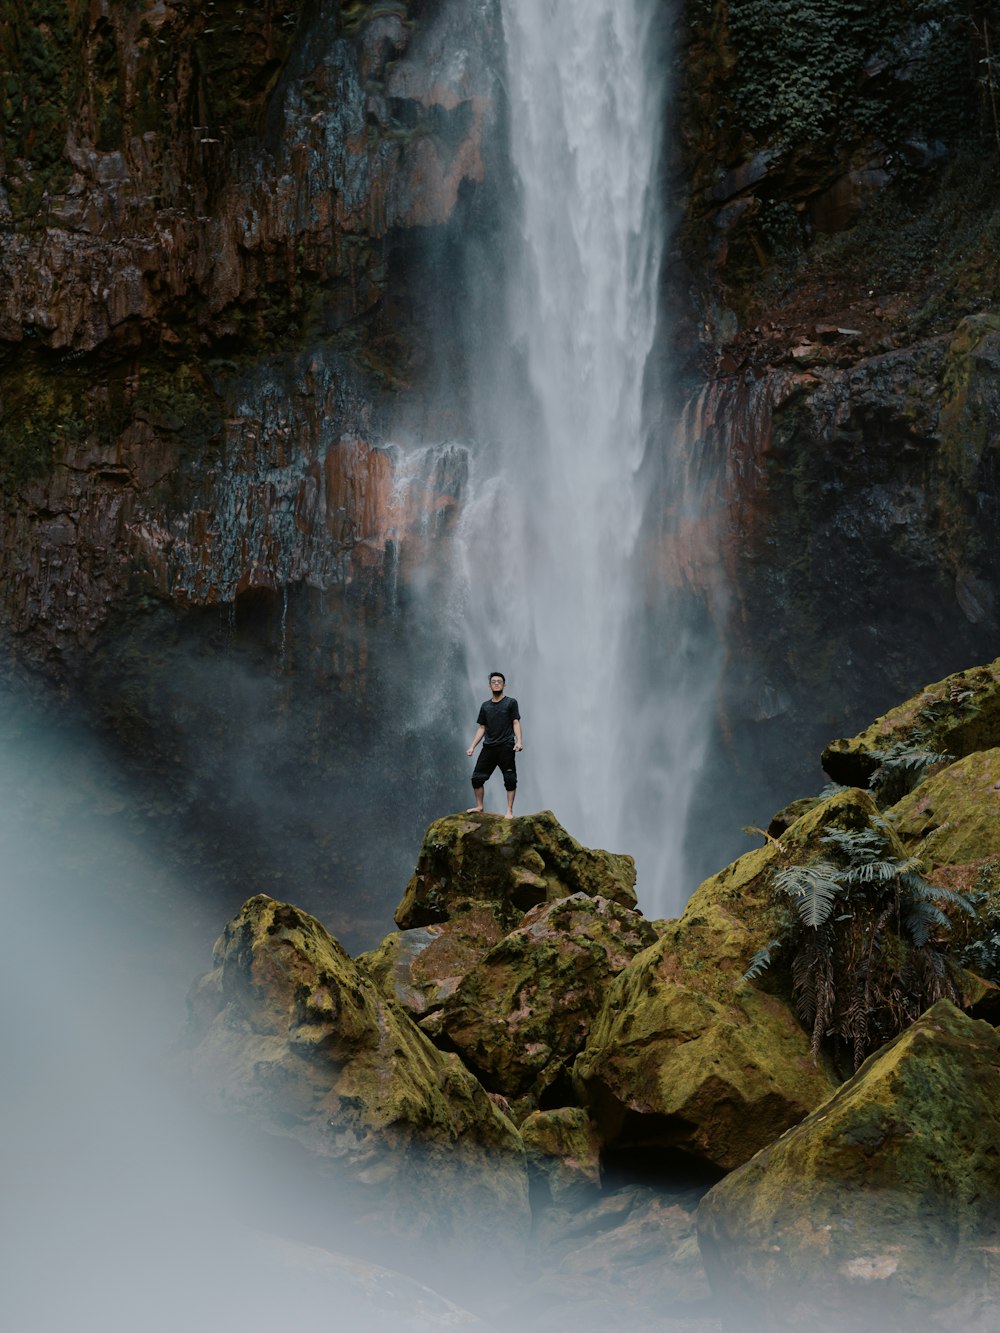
[466,806,485,814]
[504,810,514,819]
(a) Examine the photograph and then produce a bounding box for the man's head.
[489,671,506,690]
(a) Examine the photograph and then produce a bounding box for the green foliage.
[745,821,972,1073]
[726,0,981,151]
[744,939,781,980]
[955,860,1000,981]
[868,743,954,804]
[772,861,843,927]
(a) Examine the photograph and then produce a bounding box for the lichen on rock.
[890,746,1000,869]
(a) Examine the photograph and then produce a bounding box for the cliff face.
[0,0,504,937]
[672,0,1000,834]
[0,0,500,673]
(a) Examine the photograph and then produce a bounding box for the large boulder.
[697,1001,1000,1331]
[888,748,1000,998]
[572,791,904,1171]
[394,810,637,932]
[357,907,508,1019]
[889,747,1000,869]
[821,657,1000,792]
[438,893,657,1106]
[183,895,529,1266]
[520,1106,603,1208]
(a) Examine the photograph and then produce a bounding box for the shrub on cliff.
[745,819,972,1073]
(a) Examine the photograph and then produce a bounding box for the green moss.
[0,358,92,487]
[890,748,1000,867]
[395,810,637,931]
[823,658,1000,789]
[0,0,90,205]
[698,1002,1000,1319]
[725,0,977,149]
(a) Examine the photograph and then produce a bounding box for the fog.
[0,681,491,1331]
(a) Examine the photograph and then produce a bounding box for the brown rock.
[438,893,656,1102]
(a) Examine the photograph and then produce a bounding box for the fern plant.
[867,742,953,805]
[744,821,973,1073]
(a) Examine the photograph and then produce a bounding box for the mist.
[0,681,496,1331]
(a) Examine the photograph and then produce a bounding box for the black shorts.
[471,744,517,791]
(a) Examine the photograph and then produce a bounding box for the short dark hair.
[488,670,506,684]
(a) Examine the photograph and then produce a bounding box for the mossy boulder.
[520,1107,602,1208]
[357,905,508,1018]
[438,893,657,1106]
[822,657,1000,792]
[697,1001,1000,1331]
[889,747,1000,868]
[573,790,897,1171]
[184,895,528,1259]
[394,810,637,932]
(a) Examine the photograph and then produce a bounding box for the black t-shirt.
[477,696,520,748]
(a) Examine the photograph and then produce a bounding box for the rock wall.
[0,0,503,674]
[0,0,505,935]
[671,0,1000,845]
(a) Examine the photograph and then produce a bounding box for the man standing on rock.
[466,672,523,818]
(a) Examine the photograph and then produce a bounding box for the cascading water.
[443,0,719,914]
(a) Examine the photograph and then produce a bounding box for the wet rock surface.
[0,0,502,672]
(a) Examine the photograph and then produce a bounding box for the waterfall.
[445,1,713,914]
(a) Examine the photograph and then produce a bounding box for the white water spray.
[448,1,715,912]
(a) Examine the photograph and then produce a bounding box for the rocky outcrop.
[183,893,529,1263]
[394,810,638,932]
[438,893,657,1107]
[822,656,1000,792]
[0,0,502,671]
[697,1001,1000,1331]
[569,793,906,1171]
[183,821,716,1329]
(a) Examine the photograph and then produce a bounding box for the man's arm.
[513,718,523,752]
[467,724,486,757]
